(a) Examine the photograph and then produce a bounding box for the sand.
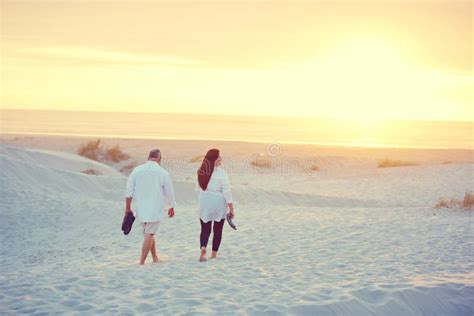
[0,136,473,315]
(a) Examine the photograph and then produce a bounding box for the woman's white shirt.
[197,167,233,223]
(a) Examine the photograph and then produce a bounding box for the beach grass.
[77,139,129,163]
[80,169,101,175]
[462,192,474,209]
[189,155,204,163]
[435,192,474,210]
[378,158,417,168]
[77,139,102,161]
[308,164,320,172]
[104,144,130,163]
[250,157,272,168]
[120,161,138,175]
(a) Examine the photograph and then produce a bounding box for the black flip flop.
[121,212,135,235]
[226,213,237,230]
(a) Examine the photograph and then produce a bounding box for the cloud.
[16,46,203,67]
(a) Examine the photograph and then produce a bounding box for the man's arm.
[125,171,136,214]
[163,173,176,217]
[125,197,133,213]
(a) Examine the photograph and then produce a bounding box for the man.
[125,149,176,265]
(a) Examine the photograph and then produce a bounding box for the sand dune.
[1,145,473,315]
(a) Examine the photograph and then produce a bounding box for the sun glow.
[291,37,439,123]
[2,1,472,126]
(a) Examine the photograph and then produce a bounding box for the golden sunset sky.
[1,0,472,122]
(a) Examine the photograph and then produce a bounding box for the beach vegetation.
[250,157,272,168]
[80,169,101,175]
[378,158,417,168]
[104,144,130,163]
[462,192,474,209]
[77,139,130,163]
[435,192,474,210]
[308,164,320,172]
[190,155,204,163]
[77,139,103,161]
[120,161,138,175]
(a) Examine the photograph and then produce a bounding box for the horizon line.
[2,131,472,151]
[2,108,473,124]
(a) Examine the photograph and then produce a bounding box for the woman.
[197,149,234,262]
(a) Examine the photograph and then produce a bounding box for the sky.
[1,0,473,122]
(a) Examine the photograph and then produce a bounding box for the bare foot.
[152,257,159,263]
[199,247,207,262]
[211,251,217,259]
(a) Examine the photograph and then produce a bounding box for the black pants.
[200,219,225,252]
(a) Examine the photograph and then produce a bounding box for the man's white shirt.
[126,161,176,223]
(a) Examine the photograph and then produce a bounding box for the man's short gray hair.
[148,149,161,159]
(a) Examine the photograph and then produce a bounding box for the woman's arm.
[227,203,234,219]
[222,171,234,218]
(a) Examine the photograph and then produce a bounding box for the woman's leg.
[211,219,225,258]
[200,219,212,261]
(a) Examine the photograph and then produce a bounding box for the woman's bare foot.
[152,256,159,263]
[211,251,218,259]
[199,247,207,262]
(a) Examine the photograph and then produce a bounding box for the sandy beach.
[1,135,473,315]
[3,0,473,314]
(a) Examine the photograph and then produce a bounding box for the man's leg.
[140,233,154,265]
[150,236,159,263]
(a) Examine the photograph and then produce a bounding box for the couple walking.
[125,148,234,265]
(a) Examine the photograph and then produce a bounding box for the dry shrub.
[81,169,101,175]
[462,192,474,209]
[435,198,462,208]
[120,161,138,175]
[104,144,130,163]
[77,139,102,161]
[250,157,272,168]
[189,155,204,163]
[308,164,320,172]
[378,158,417,168]
[435,192,474,210]
[77,139,129,163]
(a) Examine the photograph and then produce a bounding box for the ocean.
[1,109,472,149]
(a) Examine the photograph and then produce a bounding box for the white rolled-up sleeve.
[221,173,233,203]
[163,173,176,208]
[195,181,201,195]
[125,170,136,198]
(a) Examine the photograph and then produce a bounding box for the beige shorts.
[141,222,160,235]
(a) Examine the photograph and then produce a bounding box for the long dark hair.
[197,149,220,190]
